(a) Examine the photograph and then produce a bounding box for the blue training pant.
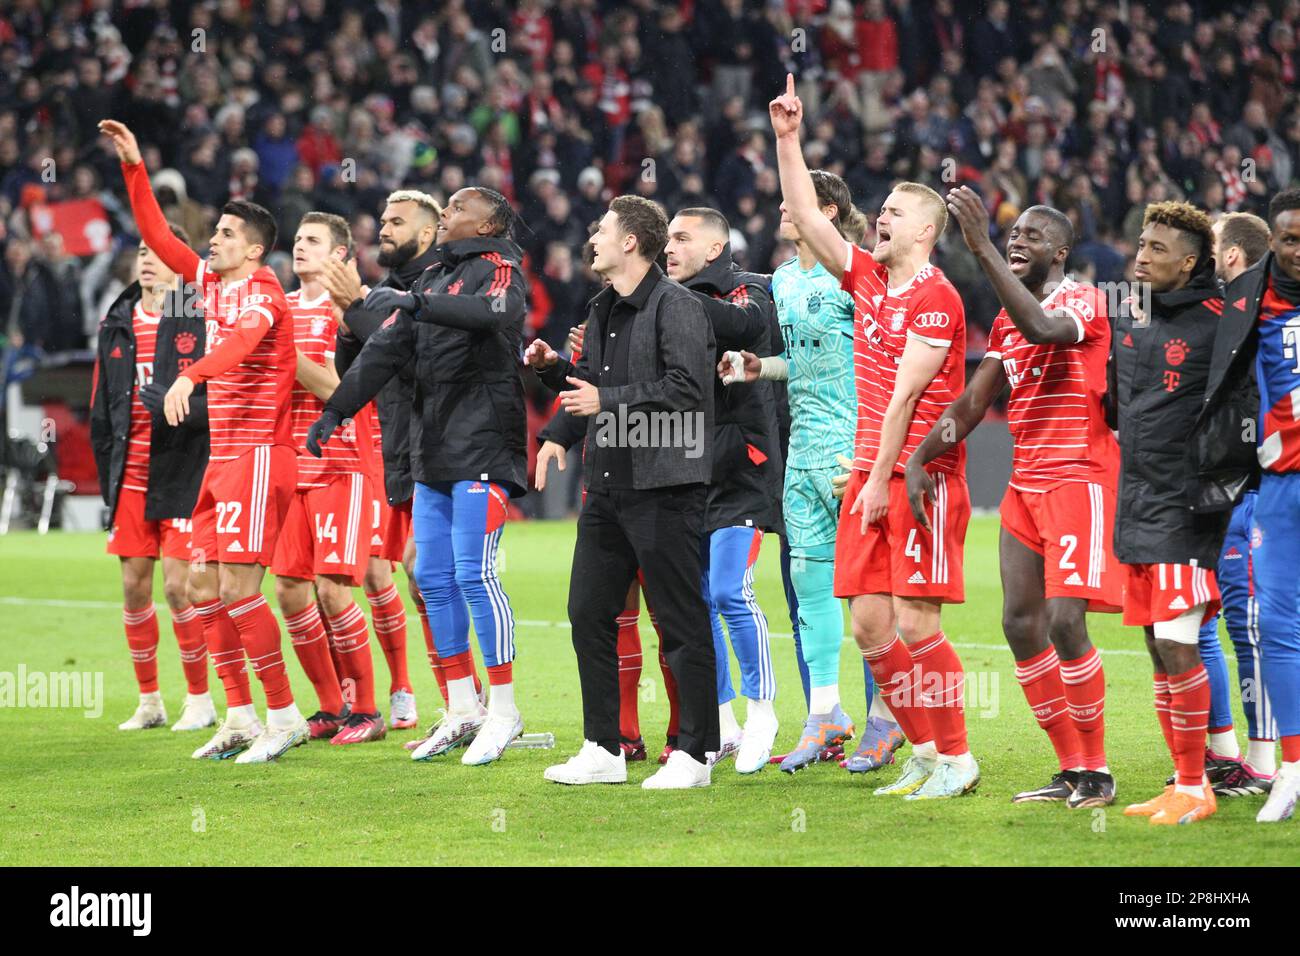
[702,526,775,703]
[1251,473,1300,741]
[412,480,515,668]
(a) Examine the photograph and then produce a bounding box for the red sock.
[1014,645,1082,770]
[440,650,475,681]
[1060,648,1107,770]
[1153,673,1175,753]
[123,605,160,694]
[617,611,642,741]
[488,662,512,685]
[169,605,208,695]
[227,594,293,710]
[863,636,933,747]
[649,610,681,739]
[194,598,251,708]
[326,602,376,715]
[1282,736,1300,764]
[284,605,343,713]
[366,585,411,695]
[1168,665,1210,787]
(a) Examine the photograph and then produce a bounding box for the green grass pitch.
[1,517,1295,866]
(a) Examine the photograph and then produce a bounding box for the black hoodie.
[1110,266,1230,566]
[328,236,530,497]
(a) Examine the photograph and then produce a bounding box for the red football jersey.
[841,244,966,476]
[197,261,295,461]
[286,288,374,487]
[985,277,1118,492]
[121,302,161,492]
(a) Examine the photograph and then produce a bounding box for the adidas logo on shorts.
[907,571,926,584]
[371,534,384,546]
[1169,595,1189,611]
[1064,572,1083,586]
[227,541,243,553]
[325,551,341,564]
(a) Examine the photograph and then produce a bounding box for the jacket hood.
[392,241,444,288]
[102,280,144,329]
[436,236,525,267]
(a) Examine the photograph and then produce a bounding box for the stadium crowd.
[2,0,1299,361]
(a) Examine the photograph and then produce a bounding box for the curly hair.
[1143,200,1213,267]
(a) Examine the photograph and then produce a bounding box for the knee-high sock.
[284,604,343,714]
[1168,664,1211,786]
[708,527,775,701]
[227,594,293,710]
[123,605,160,694]
[863,636,933,747]
[1014,645,1081,771]
[327,602,376,715]
[1153,673,1175,753]
[1198,614,1235,736]
[617,610,642,741]
[910,631,968,756]
[788,550,842,691]
[169,605,209,695]
[194,598,251,708]
[1060,647,1107,770]
[366,584,411,695]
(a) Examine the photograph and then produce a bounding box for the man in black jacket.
[313,186,529,768]
[1110,201,1229,826]
[90,224,214,734]
[526,195,719,789]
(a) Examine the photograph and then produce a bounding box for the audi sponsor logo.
[913,311,950,330]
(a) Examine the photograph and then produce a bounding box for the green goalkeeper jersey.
[771,255,856,470]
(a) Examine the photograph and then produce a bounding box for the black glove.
[306,408,343,458]
[139,381,166,416]
[364,287,417,315]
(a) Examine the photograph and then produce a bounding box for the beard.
[377,236,420,269]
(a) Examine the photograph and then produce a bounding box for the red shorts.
[106,487,193,561]
[371,494,411,563]
[191,445,296,566]
[1121,562,1222,627]
[833,469,969,603]
[271,473,374,586]
[1000,482,1123,612]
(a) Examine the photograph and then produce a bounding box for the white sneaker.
[708,733,743,767]
[118,692,167,730]
[411,705,487,761]
[191,717,263,760]
[171,692,217,731]
[462,711,524,765]
[543,740,627,785]
[234,717,310,764]
[390,689,418,729]
[642,749,711,790]
[735,713,779,774]
[1257,763,1300,823]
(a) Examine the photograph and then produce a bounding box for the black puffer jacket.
[334,242,443,506]
[327,237,530,497]
[682,250,784,532]
[1110,268,1230,566]
[90,281,209,522]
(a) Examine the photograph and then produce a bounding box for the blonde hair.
[894,181,948,240]
[385,189,443,221]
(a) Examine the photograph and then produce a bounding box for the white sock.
[447,675,478,714]
[1280,760,1298,777]
[937,749,974,770]
[266,702,301,730]
[141,690,161,703]
[487,680,516,717]
[809,683,839,716]
[869,687,895,723]
[185,691,212,704]
[1208,729,1240,759]
[1246,740,1277,776]
[746,697,776,725]
[227,703,257,726]
[719,700,741,738]
[1175,782,1206,798]
[913,739,938,761]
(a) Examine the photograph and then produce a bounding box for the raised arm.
[99,120,200,283]
[771,74,850,280]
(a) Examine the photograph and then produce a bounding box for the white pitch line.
[3,597,1150,657]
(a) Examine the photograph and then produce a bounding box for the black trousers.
[567,484,719,761]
